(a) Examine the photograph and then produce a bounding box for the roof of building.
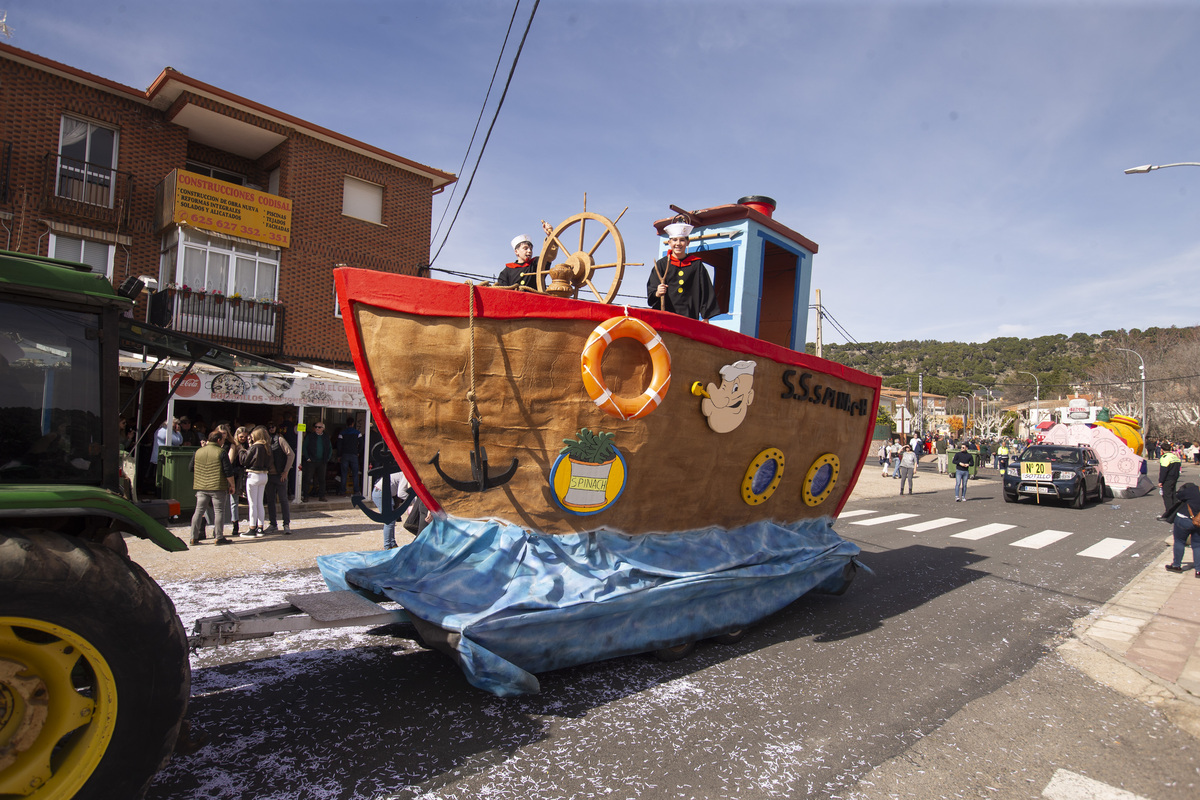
[0,41,457,189]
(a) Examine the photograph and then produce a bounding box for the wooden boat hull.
[336,269,881,535]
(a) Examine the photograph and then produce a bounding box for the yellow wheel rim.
[0,617,118,799]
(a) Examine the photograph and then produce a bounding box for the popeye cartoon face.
[699,360,757,433]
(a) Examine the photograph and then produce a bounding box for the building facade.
[0,42,456,498]
[0,42,454,366]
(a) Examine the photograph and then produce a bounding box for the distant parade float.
[1039,402,1150,496]
[320,198,879,695]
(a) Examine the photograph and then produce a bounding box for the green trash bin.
[948,448,980,478]
[156,445,200,515]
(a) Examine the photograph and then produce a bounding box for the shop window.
[50,234,113,279]
[342,176,383,224]
[57,115,118,208]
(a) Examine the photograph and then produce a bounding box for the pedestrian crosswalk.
[841,511,1137,560]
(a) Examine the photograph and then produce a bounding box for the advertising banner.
[171,370,367,410]
[164,169,292,248]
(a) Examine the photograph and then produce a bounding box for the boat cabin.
[653,197,818,352]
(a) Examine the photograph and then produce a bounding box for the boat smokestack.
[737,195,776,218]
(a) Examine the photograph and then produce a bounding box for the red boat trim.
[335,269,882,524]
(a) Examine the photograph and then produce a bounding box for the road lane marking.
[837,509,878,518]
[849,513,919,526]
[1077,538,1135,559]
[950,523,1016,540]
[1042,768,1149,799]
[898,517,965,532]
[1011,529,1073,549]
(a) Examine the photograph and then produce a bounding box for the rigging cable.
[429,0,542,267]
[428,1,522,250]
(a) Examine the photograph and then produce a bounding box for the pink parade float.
[1038,404,1151,497]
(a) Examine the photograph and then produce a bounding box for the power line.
[428,1,523,251]
[429,0,541,267]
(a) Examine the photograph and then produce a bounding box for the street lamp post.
[1124,162,1200,174]
[1017,371,1039,438]
[1112,347,1146,430]
[957,394,973,438]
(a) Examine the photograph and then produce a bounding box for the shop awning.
[119,317,292,373]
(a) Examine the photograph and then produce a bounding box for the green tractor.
[0,251,280,798]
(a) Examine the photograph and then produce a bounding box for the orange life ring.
[580,316,672,420]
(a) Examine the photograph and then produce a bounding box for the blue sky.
[11,0,1200,345]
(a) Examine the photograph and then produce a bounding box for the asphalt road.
[145,469,1199,799]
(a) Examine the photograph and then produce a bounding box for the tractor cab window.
[0,300,103,484]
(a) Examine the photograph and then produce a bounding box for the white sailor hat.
[664,222,694,239]
[511,234,533,250]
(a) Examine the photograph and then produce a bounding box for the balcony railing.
[147,289,285,357]
[41,152,133,225]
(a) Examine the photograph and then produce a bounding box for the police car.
[1002,444,1106,508]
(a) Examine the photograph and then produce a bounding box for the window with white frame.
[342,176,383,224]
[160,228,279,301]
[50,234,113,278]
[159,228,281,338]
[57,116,118,208]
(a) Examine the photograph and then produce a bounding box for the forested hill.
[804,326,1196,401]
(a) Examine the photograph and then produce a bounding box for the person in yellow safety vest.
[1159,450,1183,521]
[997,442,1011,472]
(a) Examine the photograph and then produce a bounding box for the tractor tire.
[0,529,190,800]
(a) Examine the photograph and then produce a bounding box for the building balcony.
[41,152,133,226]
[147,289,285,357]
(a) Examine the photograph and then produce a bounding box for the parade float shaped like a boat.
[319,199,881,695]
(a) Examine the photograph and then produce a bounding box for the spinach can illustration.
[550,428,627,515]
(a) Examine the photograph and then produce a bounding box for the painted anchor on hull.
[430,416,518,492]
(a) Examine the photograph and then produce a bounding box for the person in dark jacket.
[648,221,719,320]
[1159,451,1183,521]
[337,417,362,496]
[494,221,557,291]
[952,446,974,502]
[1164,482,1200,576]
[302,420,333,501]
[263,421,294,534]
[238,426,272,537]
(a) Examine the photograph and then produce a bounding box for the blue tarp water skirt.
[317,516,860,696]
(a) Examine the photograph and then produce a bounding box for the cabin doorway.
[757,241,798,348]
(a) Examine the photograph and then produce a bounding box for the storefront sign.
[163,169,292,248]
[171,370,367,410]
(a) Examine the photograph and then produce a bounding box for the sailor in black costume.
[648,221,719,320]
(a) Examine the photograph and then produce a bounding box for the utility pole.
[814,288,823,359]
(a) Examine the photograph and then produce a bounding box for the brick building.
[0,40,454,364]
[0,41,455,497]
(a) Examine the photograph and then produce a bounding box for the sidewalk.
[126,497,414,582]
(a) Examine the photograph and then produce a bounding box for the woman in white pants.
[239,426,272,537]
